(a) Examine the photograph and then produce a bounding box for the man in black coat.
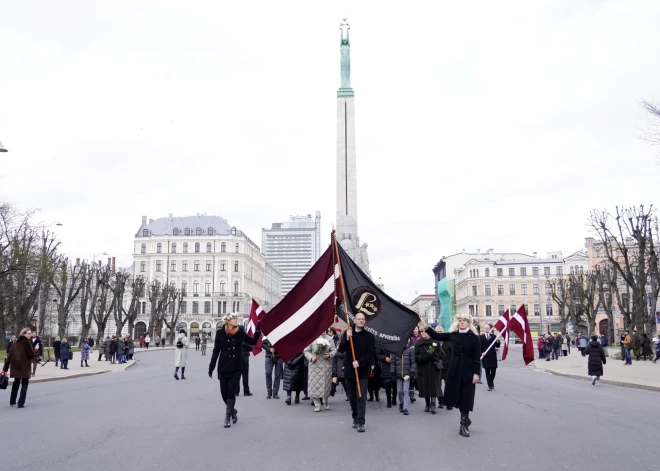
[479,324,500,391]
[236,341,253,396]
[337,313,375,433]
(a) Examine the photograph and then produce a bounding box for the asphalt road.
[2,346,657,471]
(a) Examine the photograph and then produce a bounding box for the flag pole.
[480,327,507,358]
[332,228,362,398]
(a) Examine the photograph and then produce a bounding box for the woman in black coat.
[208,313,261,429]
[53,336,61,367]
[284,351,306,404]
[585,335,606,385]
[59,339,71,370]
[414,331,445,414]
[421,314,481,437]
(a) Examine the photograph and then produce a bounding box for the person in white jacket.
[174,329,190,380]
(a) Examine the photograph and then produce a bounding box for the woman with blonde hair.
[53,336,62,367]
[59,338,71,370]
[208,313,262,429]
[419,313,481,437]
[2,328,36,407]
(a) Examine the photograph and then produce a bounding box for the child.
[391,338,416,415]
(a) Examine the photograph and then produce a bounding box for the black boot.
[181,367,186,380]
[386,397,392,408]
[367,391,374,402]
[224,413,231,428]
[229,399,238,424]
[375,391,380,402]
[431,399,437,415]
[81,361,83,367]
[438,397,444,409]
[460,412,470,437]
[85,361,89,367]
[410,390,416,403]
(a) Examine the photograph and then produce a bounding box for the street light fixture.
[93,252,108,263]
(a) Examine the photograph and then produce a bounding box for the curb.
[7,361,137,385]
[535,366,660,392]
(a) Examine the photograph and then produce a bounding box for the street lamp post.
[93,252,108,264]
[536,272,549,335]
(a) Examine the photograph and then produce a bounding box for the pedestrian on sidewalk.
[544,334,553,361]
[117,336,126,364]
[622,330,632,365]
[98,338,106,361]
[579,333,588,356]
[155,336,161,348]
[80,338,91,367]
[561,334,568,357]
[6,335,16,355]
[586,335,606,386]
[30,332,43,377]
[208,313,262,428]
[139,336,144,349]
[109,336,117,364]
[174,329,190,380]
[161,335,166,347]
[537,336,545,359]
[53,336,61,367]
[2,327,36,408]
[633,331,642,361]
[565,333,571,354]
[551,333,560,360]
[651,338,660,363]
[195,336,201,351]
[599,334,608,348]
[88,337,94,351]
[620,332,626,361]
[201,334,208,356]
[59,338,71,370]
[145,335,151,349]
[126,336,135,360]
[641,334,653,361]
[263,338,283,399]
[391,337,415,416]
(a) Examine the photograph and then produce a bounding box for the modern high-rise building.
[262,212,321,295]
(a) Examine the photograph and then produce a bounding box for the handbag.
[69,351,74,360]
[0,373,8,390]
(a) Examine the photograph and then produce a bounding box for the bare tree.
[125,275,146,338]
[111,270,131,336]
[594,263,617,344]
[642,100,660,160]
[550,272,600,335]
[50,257,85,339]
[589,205,658,334]
[91,266,114,342]
[164,286,183,345]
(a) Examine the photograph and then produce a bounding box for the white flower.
[432,343,438,347]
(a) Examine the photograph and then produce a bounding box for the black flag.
[336,243,419,355]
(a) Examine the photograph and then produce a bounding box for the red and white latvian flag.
[247,299,264,356]
[258,236,338,363]
[493,310,510,360]
[510,304,535,365]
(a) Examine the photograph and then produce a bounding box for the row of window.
[471,282,552,297]
[142,242,240,254]
[140,260,239,273]
[468,302,554,317]
[139,300,241,315]
[468,265,586,279]
[142,227,240,237]
[175,280,240,296]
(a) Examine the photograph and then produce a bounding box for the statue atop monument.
[339,19,352,90]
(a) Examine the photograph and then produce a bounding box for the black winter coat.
[479,333,500,369]
[53,340,61,359]
[426,328,481,412]
[414,337,444,398]
[59,342,72,361]
[440,340,452,380]
[332,350,346,381]
[209,326,260,375]
[376,347,392,380]
[337,329,376,380]
[585,340,606,376]
[283,352,306,392]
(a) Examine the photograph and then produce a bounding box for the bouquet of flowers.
[314,337,331,357]
[427,342,438,355]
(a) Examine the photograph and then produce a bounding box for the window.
[185,228,191,236]
[524,302,529,315]
[192,301,199,313]
[472,286,477,296]
[497,284,504,296]
[217,301,225,314]
[195,243,200,253]
[194,261,200,271]
[485,285,491,296]
[193,281,199,296]
[220,261,226,271]
[180,301,187,314]
[220,282,226,295]
[498,304,505,316]
[206,261,212,271]
[510,303,517,314]
[533,283,539,295]
[140,261,146,272]
[221,243,226,252]
[509,283,516,295]
[520,267,527,276]
[156,243,162,253]
[206,242,212,253]
[485,268,490,277]
[233,301,241,312]
[546,303,553,316]
[208,227,214,236]
[234,261,239,272]
[183,243,188,253]
[141,302,146,314]
[182,261,188,272]
[579,266,584,274]
[545,282,551,294]
[173,228,180,236]
[205,281,211,296]
[156,261,162,272]
[533,303,540,316]
[140,244,146,254]
[497,268,503,277]
[469,305,475,316]
[621,294,629,310]
[235,243,239,253]
[532,267,539,276]
[570,266,574,274]
[556,266,563,276]
[204,301,211,314]
[170,261,176,272]
[142,229,148,237]
[521,283,528,295]
[231,227,236,235]
[234,281,239,295]
[509,268,515,276]
[171,243,177,253]
[485,305,492,317]
[196,228,202,235]
[544,267,550,276]
[181,281,187,295]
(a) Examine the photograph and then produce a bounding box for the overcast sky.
[1,1,658,303]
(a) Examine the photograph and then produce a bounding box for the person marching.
[263,338,283,399]
[420,313,481,438]
[391,337,416,415]
[414,330,445,414]
[304,333,337,411]
[174,329,190,379]
[208,313,261,429]
[586,334,606,385]
[337,313,375,433]
[479,324,500,391]
[201,334,208,356]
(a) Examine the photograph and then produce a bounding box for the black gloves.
[255,321,261,332]
[208,370,213,379]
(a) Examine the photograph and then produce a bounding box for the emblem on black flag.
[350,287,381,320]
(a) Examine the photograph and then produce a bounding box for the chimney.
[142,215,147,226]
[76,258,80,266]
[112,257,116,272]
[107,257,111,268]
[149,219,154,224]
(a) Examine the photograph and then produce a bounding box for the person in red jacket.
[537,337,545,359]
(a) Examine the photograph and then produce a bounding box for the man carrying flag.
[493,310,511,361]
[510,304,535,365]
[479,323,500,391]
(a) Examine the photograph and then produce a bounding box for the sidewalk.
[534,348,660,391]
[5,346,187,385]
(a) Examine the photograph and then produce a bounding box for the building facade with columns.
[410,294,436,325]
[131,214,282,339]
[453,251,589,335]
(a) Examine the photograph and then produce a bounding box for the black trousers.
[236,360,250,394]
[345,377,369,425]
[484,367,496,389]
[10,378,29,406]
[219,371,242,412]
[382,378,393,403]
